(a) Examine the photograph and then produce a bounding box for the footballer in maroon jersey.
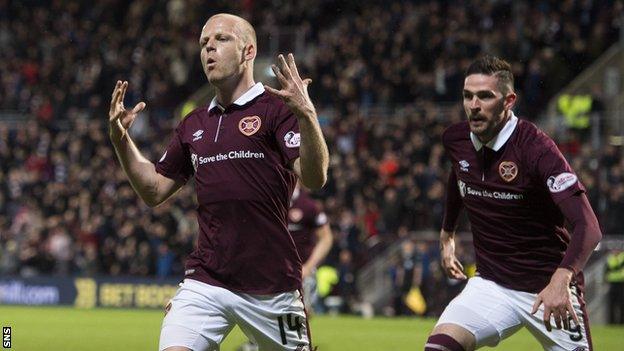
[289,184,332,272]
[289,183,333,310]
[109,13,328,351]
[425,56,601,351]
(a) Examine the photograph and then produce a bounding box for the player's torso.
[445,122,558,238]
[182,100,294,205]
[452,142,531,216]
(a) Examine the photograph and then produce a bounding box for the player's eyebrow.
[199,31,235,46]
[463,89,496,98]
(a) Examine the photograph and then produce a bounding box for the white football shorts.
[159,279,310,351]
[436,276,591,351]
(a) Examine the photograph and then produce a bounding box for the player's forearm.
[304,225,333,272]
[110,131,163,207]
[558,194,602,274]
[296,112,329,190]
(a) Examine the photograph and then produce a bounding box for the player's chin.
[469,122,488,135]
[206,72,222,84]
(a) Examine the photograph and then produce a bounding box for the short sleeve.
[155,127,194,184]
[273,103,300,164]
[535,139,585,204]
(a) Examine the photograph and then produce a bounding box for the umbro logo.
[459,160,469,172]
[192,130,204,141]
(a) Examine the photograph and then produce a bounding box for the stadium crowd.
[1,0,623,314]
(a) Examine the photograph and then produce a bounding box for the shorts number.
[569,317,583,342]
[277,314,303,345]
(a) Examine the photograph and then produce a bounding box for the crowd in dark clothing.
[1,1,623,307]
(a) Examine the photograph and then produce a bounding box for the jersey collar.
[470,112,518,151]
[208,82,265,112]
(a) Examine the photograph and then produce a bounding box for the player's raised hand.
[109,80,146,139]
[264,53,315,119]
[531,268,579,332]
[439,229,467,280]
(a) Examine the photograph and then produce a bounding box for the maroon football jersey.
[442,114,586,293]
[288,187,328,263]
[156,83,302,294]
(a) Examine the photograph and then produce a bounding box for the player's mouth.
[206,58,217,70]
[469,115,487,123]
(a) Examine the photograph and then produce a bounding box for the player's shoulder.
[179,105,208,126]
[441,121,470,146]
[514,119,557,151]
[255,91,292,118]
[167,105,207,137]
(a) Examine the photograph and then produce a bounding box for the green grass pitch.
[1,306,622,350]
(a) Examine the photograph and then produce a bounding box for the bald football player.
[109,13,328,351]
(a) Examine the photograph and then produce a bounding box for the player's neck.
[215,73,256,107]
[478,111,511,145]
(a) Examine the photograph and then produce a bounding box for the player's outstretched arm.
[109,80,183,207]
[302,223,333,279]
[265,53,329,190]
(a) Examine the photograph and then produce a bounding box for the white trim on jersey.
[470,112,518,151]
[208,82,266,111]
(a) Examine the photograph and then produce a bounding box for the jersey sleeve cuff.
[155,164,189,184]
[557,263,578,276]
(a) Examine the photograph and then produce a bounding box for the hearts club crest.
[238,116,261,136]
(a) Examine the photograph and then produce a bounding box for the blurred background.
[1,0,624,339]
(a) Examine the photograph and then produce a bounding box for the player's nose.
[468,96,480,110]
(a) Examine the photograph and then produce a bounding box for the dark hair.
[465,55,514,94]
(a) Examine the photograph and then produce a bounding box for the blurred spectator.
[390,240,424,316]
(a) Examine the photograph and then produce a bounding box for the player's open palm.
[265,53,315,118]
[440,230,467,280]
[109,80,146,139]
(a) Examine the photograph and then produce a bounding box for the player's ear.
[504,91,517,111]
[243,43,256,63]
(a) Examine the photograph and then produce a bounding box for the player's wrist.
[109,120,128,143]
[293,105,317,121]
[552,267,574,284]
